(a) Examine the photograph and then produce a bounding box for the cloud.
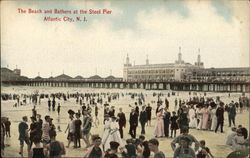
[211,0,233,23]
[1,0,249,78]
[135,1,248,68]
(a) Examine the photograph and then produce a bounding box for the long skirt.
[189,117,197,128]
[154,119,165,137]
[210,116,217,131]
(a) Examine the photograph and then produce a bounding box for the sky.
[1,0,249,78]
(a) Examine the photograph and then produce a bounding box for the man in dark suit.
[215,102,225,133]
[227,102,236,127]
[139,106,148,135]
[117,108,126,138]
[109,106,115,117]
[164,108,171,137]
[129,108,138,138]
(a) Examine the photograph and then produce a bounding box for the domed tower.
[124,54,132,67]
[123,54,132,81]
[195,48,204,68]
[175,46,184,64]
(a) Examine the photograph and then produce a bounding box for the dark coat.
[164,112,171,124]
[129,112,138,127]
[228,106,236,117]
[117,112,126,127]
[139,111,148,123]
[216,107,224,122]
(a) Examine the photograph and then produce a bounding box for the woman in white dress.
[188,106,197,128]
[102,114,111,152]
[210,105,217,131]
[196,105,203,130]
[109,117,123,144]
[102,116,123,151]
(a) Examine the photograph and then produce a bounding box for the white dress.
[102,119,111,152]
[188,108,197,128]
[210,108,217,131]
[102,120,123,151]
[196,108,203,130]
[110,121,123,145]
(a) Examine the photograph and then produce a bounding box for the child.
[197,140,214,158]
[170,111,179,138]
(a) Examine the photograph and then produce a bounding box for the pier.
[2,79,250,93]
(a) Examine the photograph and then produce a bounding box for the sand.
[1,86,249,157]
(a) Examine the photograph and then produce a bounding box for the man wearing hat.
[117,108,126,138]
[215,102,225,133]
[129,108,138,138]
[139,106,148,135]
[163,107,171,137]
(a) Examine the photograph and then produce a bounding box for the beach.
[1,86,249,157]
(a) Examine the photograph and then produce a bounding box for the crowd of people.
[1,91,250,158]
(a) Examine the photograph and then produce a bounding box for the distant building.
[123,47,203,82]
[192,67,250,82]
[123,47,249,82]
[1,67,27,81]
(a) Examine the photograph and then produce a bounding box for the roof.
[54,74,73,80]
[74,75,84,79]
[88,75,102,79]
[106,75,116,79]
[34,76,43,80]
[1,67,13,73]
